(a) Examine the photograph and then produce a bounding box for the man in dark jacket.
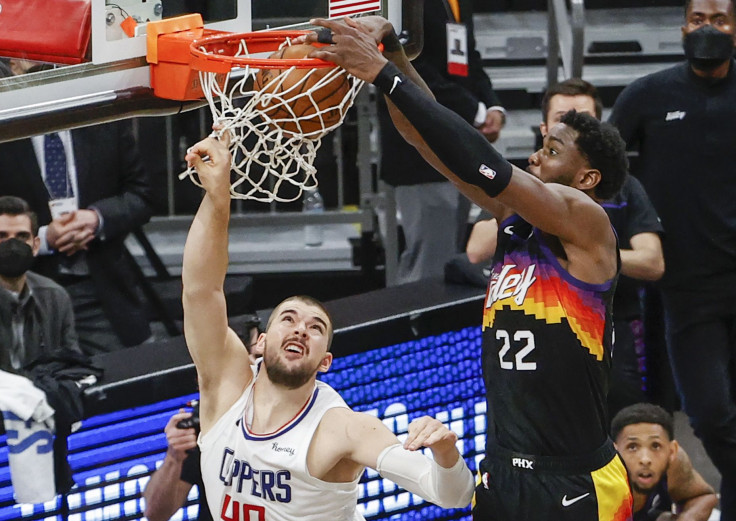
[0,195,81,372]
[0,84,155,354]
[378,0,504,284]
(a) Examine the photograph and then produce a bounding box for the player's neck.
[631,489,648,514]
[251,376,316,433]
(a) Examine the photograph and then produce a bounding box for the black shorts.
[472,440,632,521]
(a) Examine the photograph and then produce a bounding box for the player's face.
[541,95,598,135]
[530,123,589,187]
[261,300,332,389]
[615,423,677,494]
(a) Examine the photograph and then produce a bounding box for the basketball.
[253,44,350,135]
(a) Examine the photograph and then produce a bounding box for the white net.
[180,38,365,202]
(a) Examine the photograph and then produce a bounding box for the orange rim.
[189,30,338,71]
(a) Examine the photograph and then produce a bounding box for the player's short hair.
[266,295,334,350]
[611,403,675,441]
[0,196,39,236]
[559,110,628,200]
[541,78,603,122]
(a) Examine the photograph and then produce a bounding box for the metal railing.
[547,0,586,85]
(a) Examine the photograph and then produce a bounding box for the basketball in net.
[253,44,350,135]
[181,30,366,202]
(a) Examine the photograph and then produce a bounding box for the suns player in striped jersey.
[181,135,474,521]
[304,16,634,521]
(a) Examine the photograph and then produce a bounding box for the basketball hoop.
[157,28,365,202]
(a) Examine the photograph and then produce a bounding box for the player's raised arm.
[309,17,624,274]
[182,136,252,433]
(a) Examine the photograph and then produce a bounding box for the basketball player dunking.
[303,17,634,520]
[182,135,474,521]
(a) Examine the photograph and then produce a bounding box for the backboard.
[0,0,399,142]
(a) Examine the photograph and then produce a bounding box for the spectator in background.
[609,0,736,514]
[612,403,718,521]
[143,314,261,521]
[377,0,505,284]
[0,195,102,497]
[0,195,81,373]
[462,79,665,419]
[0,59,155,355]
[144,406,210,521]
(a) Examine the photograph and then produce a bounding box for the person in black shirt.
[143,407,210,521]
[610,0,736,514]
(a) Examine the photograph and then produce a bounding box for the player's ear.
[317,352,333,373]
[255,331,266,351]
[669,440,680,462]
[577,168,601,192]
[539,122,547,137]
[32,236,40,256]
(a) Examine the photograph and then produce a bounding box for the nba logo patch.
[482,472,490,489]
[479,164,497,180]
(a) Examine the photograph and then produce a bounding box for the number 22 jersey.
[482,215,617,456]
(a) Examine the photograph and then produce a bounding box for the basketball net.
[180,37,365,203]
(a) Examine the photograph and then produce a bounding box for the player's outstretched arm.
[313,409,474,509]
[667,446,718,521]
[182,136,252,432]
[309,17,614,259]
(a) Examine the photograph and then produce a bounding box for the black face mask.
[683,25,735,71]
[0,239,34,278]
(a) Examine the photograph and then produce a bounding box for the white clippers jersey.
[199,376,365,521]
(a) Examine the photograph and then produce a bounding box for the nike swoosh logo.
[561,493,590,507]
[390,75,402,94]
[503,226,514,236]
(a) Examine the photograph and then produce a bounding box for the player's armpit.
[376,444,474,509]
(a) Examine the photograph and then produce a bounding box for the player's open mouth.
[635,470,655,485]
[284,342,305,355]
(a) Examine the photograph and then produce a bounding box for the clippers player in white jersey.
[182,135,474,521]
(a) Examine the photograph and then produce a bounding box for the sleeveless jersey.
[482,215,617,456]
[199,376,364,521]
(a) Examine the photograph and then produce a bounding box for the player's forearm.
[182,194,230,295]
[143,456,189,521]
[619,248,665,281]
[375,62,512,198]
[674,493,719,521]
[376,444,474,509]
